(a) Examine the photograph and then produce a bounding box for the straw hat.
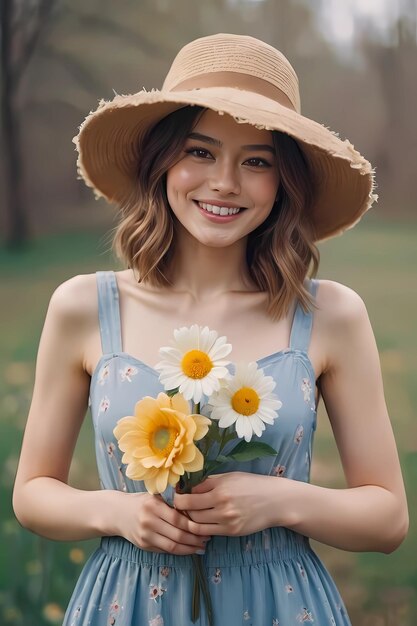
[74,33,377,242]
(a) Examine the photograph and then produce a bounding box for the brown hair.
[112,106,319,320]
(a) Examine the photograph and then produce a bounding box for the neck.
[167,226,257,301]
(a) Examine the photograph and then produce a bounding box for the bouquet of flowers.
[113,325,282,625]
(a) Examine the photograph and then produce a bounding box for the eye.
[244,157,272,168]
[185,146,213,159]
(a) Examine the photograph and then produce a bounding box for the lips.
[200,202,240,216]
[195,200,247,215]
[194,200,245,222]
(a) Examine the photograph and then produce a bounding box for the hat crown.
[162,33,301,113]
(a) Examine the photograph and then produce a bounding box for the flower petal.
[192,379,203,404]
[249,414,266,437]
[209,342,233,360]
[182,446,204,472]
[218,410,238,428]
[113,417,136,439]
[155,469,170,494]
[179,378,195,401]
[192,414,212,440]
[157,346,183,361]
[210,366,232,379]
[169,393,191,414]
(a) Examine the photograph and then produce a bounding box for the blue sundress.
[62,271,351,626]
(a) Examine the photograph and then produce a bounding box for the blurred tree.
[359,12,417,214]
[0,0,172,246]
[1,0,57,248]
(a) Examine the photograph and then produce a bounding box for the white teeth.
[198,202,241,216]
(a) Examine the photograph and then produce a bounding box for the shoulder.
[313,278,369,328]
[35,273,103,374]
[312,279,372,373]
[47,272,99,331]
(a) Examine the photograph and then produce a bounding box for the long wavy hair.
[112,105,319,320]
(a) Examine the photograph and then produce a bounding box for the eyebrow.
[187,132,276,155]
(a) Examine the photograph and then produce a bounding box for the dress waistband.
[100,529,312,569]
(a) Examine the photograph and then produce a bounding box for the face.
[166,109,279,248]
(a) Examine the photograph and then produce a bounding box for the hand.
[173,472,274,536]
[115,491,211,555]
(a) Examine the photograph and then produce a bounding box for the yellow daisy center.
[181,350,213,379]
[231,387,260,416]
[151,427,178,456]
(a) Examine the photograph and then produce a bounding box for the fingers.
[161,499,212,539]
[184,508,221,524]
[174,490,214,512]
[187,477,219,493]
[132,494,213,555]
[145,532,208,556]
[138,517,209,556]
[153,518,208,552]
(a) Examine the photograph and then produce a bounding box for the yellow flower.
[42,603,64,623]
[113,392,211,494]
[69,548,85,564]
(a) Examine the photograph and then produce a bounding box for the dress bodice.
[89,271,318,498]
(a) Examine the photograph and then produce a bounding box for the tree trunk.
[1,0,29,247]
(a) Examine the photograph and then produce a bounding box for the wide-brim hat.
[74,33,377,242]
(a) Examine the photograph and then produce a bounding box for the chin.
[197,234,241,248]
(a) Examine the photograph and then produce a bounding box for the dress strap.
[289,278,318,353]
[96,271,123,355]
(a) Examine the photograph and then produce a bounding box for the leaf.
[227,441,277,462]
[207,421,222,443]
[166,387,180,397]
[215,455,230,464]
[203,460,221,475]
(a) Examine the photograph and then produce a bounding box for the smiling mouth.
[195,201,247,216]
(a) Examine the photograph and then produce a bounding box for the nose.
[209,158,241,195]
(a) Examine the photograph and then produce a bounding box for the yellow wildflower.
[69,548,85,564]
[42,603,64,623]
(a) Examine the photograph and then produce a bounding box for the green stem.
[191,564,201,622]
[218,428,228,454]
[218,427,235,455]
[191,554,214,625]
[177,479,214,625]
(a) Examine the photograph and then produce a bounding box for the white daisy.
[208,362,282,442]
[154,324,232,404]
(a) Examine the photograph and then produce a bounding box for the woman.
[13,34,408,625]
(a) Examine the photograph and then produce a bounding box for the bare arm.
[12,275,210,554]
[174,281,409,553]
[266,281,408,552]
[12,275,119,540]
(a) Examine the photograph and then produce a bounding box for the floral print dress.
[62,271,351,626]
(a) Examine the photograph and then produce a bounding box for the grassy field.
[0,214,416,625]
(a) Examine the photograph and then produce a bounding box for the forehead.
[191,108,274,146]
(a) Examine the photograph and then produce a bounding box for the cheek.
[253,175,279,208]
[167,163,199,193]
